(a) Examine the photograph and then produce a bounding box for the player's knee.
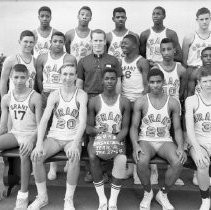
[197,164,210,172]
[137,155,150,167]
[20,155,30,162]
[114,154,127,168]
[112,154,127,179]
[169,156,183,168]
[67,158,80,169]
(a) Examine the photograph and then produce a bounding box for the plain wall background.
[1,0,211,55]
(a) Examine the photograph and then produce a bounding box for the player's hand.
[194,146,210,168]
[176,147,187,164]
[19,139,34,157]
[133,145,144,163]
[96,126,108,134]
[66,142,80,162]
[31,144,45,161]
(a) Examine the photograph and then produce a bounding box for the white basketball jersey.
[108,30,129,60]
[9,90,37,134]
[9,54,36,91]
[157,63,180,100]
[34,28,53,59]
[70,29,92,62]
[139,94,172,142]
[43,52,66,92]
[194,94,211,144]
[187,32,211,67]
[47,88,80,141]
[121,56,144,102]
[95,94,122,134]
[146,28,167,62]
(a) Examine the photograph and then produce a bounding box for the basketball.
[93,133,125,160]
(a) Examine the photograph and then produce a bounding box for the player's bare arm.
[0,94,10,135]
[139,29,150,59]
[65,29,74,54]
[178,64,187,101]
[106,32,112,51]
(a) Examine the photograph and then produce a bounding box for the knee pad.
[112,154,127,179]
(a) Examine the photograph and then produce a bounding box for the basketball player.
[130,69,186,210]
[1,30,36,97]
[33,6,57,59]
[121,34,149,103]
[140,6,182,67]
[36,31,76,180]
[182,7,211,96]
[0,64,42,209]
[107,7,139,62]
[185,67,211,210]
[65,6,92,62]
[28,64,87,210]
[87,67,130,210]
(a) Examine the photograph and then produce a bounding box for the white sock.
[109,183,121,206]
[36,182,47,197]
[49,162,57,172]
[65,183,76,199]
[17,190,28,199]
[94,180,107,205]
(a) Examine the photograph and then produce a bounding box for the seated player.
[87,67,130,210]
[0,64,42,209]
[185,67,211,210]
[28,64,87,210]
[130,69,186,210]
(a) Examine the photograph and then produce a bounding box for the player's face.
[103,72,117,91]
[152,8,165,24]
[148,75,163,94]
[60,66,77,86]
[38,11,51,27]
[51,35,65,53]
[78,9,92,26]
[199,75,211,93]
[197,13,211,30]
[160,42,175,61]
[112,12,127,27]
[201,50,211,66]
[91,33,106,54]
[121,38,134,54]
[19,36,35,53]
[11,71,28,89]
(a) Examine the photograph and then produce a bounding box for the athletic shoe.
[108,206,118,210]
[139,190,153,210]
[27,195,48,210]
[199,198,211,210]
[98,203,108,210]
[14,197,29,210]
[174,178,184,186]
[155,190,174,210]
[84,171,93,183]
[47,168,57,181]
[64,197,75,210]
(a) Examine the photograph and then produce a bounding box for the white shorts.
[10,131,36,145]
[148,141,166,152]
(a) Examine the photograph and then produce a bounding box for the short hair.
[90,29,106,40]
[58,63,76,74]
[11,64,28,75]
[20,30,35,41]
[78,6,92,17]
[123,34,138,45]
[113,7,126,17]
[51,31,65,42]
[38,6,51,15]
[102,65,117,78]
[154,6,166,17]
[147,68,164,81]
[198,66,211,80]
[196,7,210,17]
[201,47,211,56]
[160,38,175,48]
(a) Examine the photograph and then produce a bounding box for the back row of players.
[0,5,211,210]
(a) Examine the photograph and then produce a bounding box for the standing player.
[0,64,42,209]
[65,6,92,63]
[28,64,87,210]
[36,31,76,180]
[1,30,36,97]
[182,7,211,96]
[87,67,130,210]
[107,7,139,62]
[121,34,149,102]
[185,67,211,210]
[130,69,186,210]
[140,6,182,67]
[33,6,57,59]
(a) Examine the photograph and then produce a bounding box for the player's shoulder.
[65,28,75,38]
[134,94,147,107]
[166,28,177,35]
[168,96,180,108]
[140,28,150,36]
[77,88,88,99]
[1,92,11,105]
[185,94,198,105]
[176,62,186,73]
[183,32,195,43]
[119,95,130,105]
[88,94,100,107]
[4,55,17,65]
